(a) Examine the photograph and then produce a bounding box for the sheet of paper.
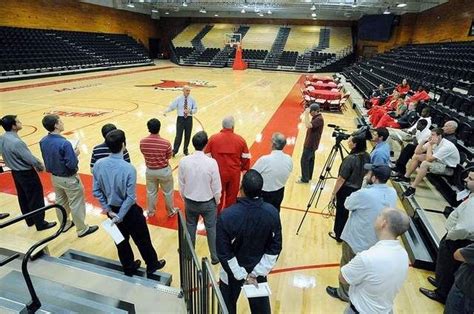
[67,139,79,149]
[101,219,124,245]
[242,283,272,298]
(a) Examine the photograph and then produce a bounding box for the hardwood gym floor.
[0,61,443,313]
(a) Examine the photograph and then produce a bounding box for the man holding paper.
[92,129,166,277]
[216,170,282,314]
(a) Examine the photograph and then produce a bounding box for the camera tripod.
[296,137,348,235]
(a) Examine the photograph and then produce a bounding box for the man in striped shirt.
[140,118,178,218]
[90,124,131,171]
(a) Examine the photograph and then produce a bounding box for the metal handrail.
[202,258,228,314]
[0,204,66,313]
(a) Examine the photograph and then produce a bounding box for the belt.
[185,197,214,204]
[350,303,360,314]
[148,165,169,170]
[52,173,76,178]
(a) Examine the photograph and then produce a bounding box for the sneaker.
[78,225,99,238]
[403,187,416,197]
[393,175,410,183]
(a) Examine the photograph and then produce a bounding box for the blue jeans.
[444,284,474,314]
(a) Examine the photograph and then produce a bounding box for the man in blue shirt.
[39,114,98,238]
[327,164,397,302]
[370,127,390,165]
[93,129,166,276]
[163,85,198,156]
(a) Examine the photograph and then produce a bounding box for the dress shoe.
[326,286,347,302]
[78,225,99,238]
[147,259,166,275]
[184,151,189,156]
[172,151,177,158]
[0,213,10,220]
[211,259,220,265]
[295,178,309,184]
[36,221,57,231]
[419,287,445,303]
[427,276,438,287]
[124,260,141,277]
[62,221,75,233]
[328,232,343,243]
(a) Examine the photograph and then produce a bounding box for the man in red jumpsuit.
[205,116,250,214]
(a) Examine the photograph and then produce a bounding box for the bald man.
[163,85,198,156]
[205,116,250,214]
[338,208,410,313]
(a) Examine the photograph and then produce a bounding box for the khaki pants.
[145,166,175,215]
[51,174,88,236]
[338,241,356,301]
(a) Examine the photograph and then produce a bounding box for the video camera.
[328,124,373,141]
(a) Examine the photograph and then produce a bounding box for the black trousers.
[395,143,416,174]
[333,185,358,239]
[220,274,271,314]
[173,116,193,154]
[434,235,473,301]
[261,187,285,212]
[110,204,158,272]
[11,169,46,227]
[300,147,316,182]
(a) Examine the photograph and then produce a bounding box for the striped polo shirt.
[90,142,131,169]
[139,134,172,169]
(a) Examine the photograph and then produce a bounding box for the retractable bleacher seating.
[0,26,152,80]
[343,40,474,269]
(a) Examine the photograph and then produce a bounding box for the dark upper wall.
[0,0,159,48]
[357,0,474,56]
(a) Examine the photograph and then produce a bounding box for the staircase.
[260,27,291,70]
[295,50,312,72]
[318,28,330,49]
[0,247,184,313]
[191,24,213,53]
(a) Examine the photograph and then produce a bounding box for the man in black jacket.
[216,170,282,314]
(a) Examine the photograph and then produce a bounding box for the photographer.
[328,135,370,242]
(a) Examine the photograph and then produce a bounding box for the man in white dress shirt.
[178,131,222,264]
[252,133,293,212]
[163,85,198,156]
[340,207,410,313]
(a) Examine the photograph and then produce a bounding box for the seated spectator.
[395,78,411,96]
[90,123,131,171]
[368,92,404,126]
[365,84,388,109]
[388,107,431,154]
[396,128,460,197]
[339,207,410,313]
[406,86,431,105]
[392,119,430,176]
[419,171,474,304]
[370,128,390,165]
[442,120,458,144]
[375,102,418,129]
[445,243,474,314]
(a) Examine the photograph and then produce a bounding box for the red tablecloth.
[309,89,341,100]
[308,75,334,83]
[307,81,337,89]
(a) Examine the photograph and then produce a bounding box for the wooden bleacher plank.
[201,23,236,48]
[172,23,207,47]
[240,24,279,50]
[284,25,321,53]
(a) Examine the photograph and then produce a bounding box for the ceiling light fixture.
[267,10,272,14]
[383,7,391,14]
[311,12,316,17]
[214,14,219,17]
[126,1,135,8]
[199,7,206,13]
[182,2,188,7]
[396,3,407,7]
[311,4,316,10]
[151,8,158,13]
[165,11,169,14]
[241,8,246,13]
[351,0,357,7]
[258,12,264,16]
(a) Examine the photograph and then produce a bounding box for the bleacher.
[170,23,353,73]
[342,40,474,269]
[0,26,152,80]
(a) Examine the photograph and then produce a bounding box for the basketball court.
[0,61,444,313]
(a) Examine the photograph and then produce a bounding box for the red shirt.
[408,90,430,103]
[204,129,250,177]
[396,84,410,95]
[139,134,172,169]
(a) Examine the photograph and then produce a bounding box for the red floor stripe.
[270,262,340,274]
[0,66,176,93]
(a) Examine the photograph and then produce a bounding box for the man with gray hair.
[205,116,250,214]
[163,85,197,156]
[339,208,410,313]
[442,120,458,144]
[252,132,293,212]
[297,103,324,183]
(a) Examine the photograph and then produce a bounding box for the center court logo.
[135,80,216,90]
